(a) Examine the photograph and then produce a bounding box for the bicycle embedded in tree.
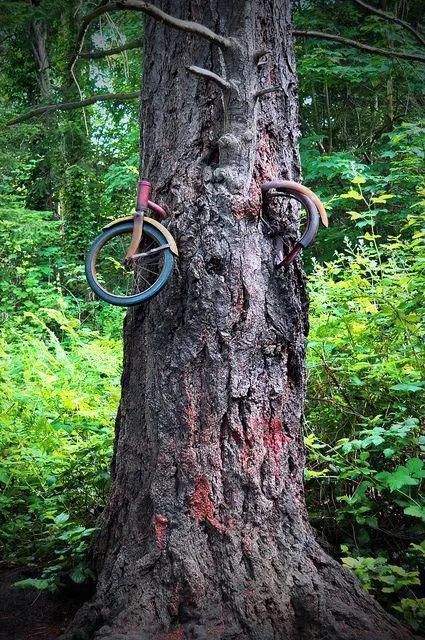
[85,178,327,306]
[85,179,178,306]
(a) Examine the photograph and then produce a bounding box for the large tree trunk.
[63,1,416,638]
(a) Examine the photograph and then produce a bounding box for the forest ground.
[0,565,87,640]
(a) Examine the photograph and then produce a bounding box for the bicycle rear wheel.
[85,221,174,306]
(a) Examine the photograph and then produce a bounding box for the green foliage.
[0,201,122,589]
[14,515,97,592]
[306,170,425,630]
[341,542,425,630]
[394,598,425,632]
[0,204,64,311]
[0,3,138,587]
[341,550,420,594]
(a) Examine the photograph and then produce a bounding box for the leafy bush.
[306,180,425,630]
[0,202,123,589]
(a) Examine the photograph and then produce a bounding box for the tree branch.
[80,37,143,59]
[351,0,425,48]
[71,0,232,77]
[253,85,283,100]
[122,0,232,48]
[186,65,231,91]
[5,90,141,126]
[292,29,425,63]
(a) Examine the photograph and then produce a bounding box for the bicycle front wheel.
[85,221,174,306]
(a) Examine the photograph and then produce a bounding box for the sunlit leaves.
[340,189,364,200]
[0,203,121,590]
[305,176,424,631]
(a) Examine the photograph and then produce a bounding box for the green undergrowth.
[306,172,425,631]
[0,201,123,590]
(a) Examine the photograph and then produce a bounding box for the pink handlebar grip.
[136,179,151,211]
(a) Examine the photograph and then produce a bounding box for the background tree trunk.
[29,0,52,101]
[63,1,417,638]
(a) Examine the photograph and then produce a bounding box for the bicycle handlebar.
[136,179,151,211]
[261,180,327,268]
[137,179,167,219]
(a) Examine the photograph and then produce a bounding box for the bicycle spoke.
[94,227,167,299]
[142,239,155,253]
[138,271,153,288]
[138,265,160,277]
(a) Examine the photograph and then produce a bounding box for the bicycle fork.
[124,179,151,263]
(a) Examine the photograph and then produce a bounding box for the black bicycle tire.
[85,221,174,306]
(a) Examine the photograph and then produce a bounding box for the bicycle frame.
[116,178,324,269]
[124,179,169,262]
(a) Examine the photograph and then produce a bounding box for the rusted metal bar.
[262,180,327,268]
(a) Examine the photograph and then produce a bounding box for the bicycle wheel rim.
[88,223,172,304]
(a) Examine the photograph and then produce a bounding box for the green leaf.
[376,466,419,491]
[383,448,395,459]
[371,194,395,203]
[342,556,359,569]
[14,578,54,592]
[54,513,70,525]
[366,516,378,529]
[405,458,425,478]
[69,566,88,584]
[340,190,363,200]
[390,382,423,392]
[349,211,363,221]
[403,505,425,521]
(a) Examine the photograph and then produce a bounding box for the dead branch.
[253,85,283,100]
[187,65,231,91]
[5,90,141,126]
[293,29,425,63]
[71,0,232,78]
[122,0,232,48]
[80,37,143,59]
[252,48,271,63]
[352,0,425,48]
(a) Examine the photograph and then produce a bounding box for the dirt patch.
[0,565,87,640]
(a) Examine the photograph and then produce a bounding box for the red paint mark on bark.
[241,417,290,468]
[226,515,238,531]
[256,131,279,183]
[190,477,215,521]
[231,180,261,220]
[232,430,243,445]
[263,418,290,465]
[154,513,169,549]
[189,477,224,532]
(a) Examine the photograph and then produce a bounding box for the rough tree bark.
[63,1,417,639]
